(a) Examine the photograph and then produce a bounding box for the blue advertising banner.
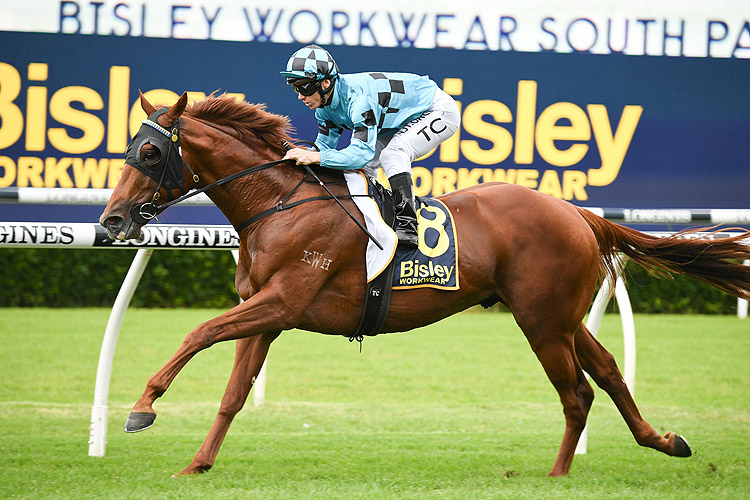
[1,31,748,224]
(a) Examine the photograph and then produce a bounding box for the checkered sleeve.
[314,117,342,153]
[319,95,380,170]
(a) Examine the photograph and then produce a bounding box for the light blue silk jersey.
[314,72,438,169]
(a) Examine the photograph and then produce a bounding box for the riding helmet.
[280,44,339,82]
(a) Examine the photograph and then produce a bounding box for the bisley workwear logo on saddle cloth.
[392,198,459,290]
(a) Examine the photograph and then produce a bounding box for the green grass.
[0,309,748,499]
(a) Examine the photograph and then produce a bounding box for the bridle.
[127,108,202,225]
[124,110,382,247]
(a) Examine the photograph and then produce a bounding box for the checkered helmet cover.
[280,44,339,81]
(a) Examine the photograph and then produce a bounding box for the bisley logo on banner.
[0,60,642,201]
[0,61,244,189]
[406,78,642,201]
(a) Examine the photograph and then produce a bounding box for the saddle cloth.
[343,171,398,282]
[343,171,459,290]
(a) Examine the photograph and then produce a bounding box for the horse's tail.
[576,207,750,301]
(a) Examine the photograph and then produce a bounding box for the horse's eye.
[141,145,161,167]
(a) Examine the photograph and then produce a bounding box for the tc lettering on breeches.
[364,92,461,179]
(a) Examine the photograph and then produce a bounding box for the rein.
[131,117,382,247]
[155,157,291,215]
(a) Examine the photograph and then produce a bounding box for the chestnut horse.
[101,92,750,477]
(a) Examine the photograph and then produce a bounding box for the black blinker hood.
[124,108,185,193]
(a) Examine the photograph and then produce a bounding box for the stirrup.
[395,224,418,247]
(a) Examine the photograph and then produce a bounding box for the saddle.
[337,174,459,344]
[304,164,348,185]
[299,167,458,345]
[292,163,396,343]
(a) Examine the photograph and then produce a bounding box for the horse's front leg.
[173,331,280,477]
[124,281,314,432]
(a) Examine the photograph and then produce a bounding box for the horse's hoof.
[124,411,156,433]
[672,433,692,457]
[172,465,211,478]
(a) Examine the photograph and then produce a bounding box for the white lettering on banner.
[0,223,75,245]
[0,1,748,57]
[0,223,245,248]
[623,209,693,224]
[110,226,240,247]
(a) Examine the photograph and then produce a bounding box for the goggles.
[291,79,320,97]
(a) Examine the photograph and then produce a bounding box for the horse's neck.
[187,130,294,226]
[216,159,293,218]
[184,113,322,231]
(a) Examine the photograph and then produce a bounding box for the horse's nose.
[100,215,123,232]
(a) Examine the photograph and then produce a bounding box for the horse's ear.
[139,90,157,116]
[161,92,188,127]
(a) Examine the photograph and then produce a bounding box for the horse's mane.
[186,94,295,156]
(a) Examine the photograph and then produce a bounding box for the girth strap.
[349,185,397,345]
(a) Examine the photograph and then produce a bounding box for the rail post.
[576,257,636,455]
[88,248,154,457]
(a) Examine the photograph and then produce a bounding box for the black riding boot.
[389,172,419,248]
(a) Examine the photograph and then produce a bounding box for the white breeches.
[363,88,461,179]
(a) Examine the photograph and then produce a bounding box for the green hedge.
[617,265,738,314]
[0,249,239,309]
[0,249,742,314]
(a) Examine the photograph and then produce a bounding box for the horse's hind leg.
[174,331,280,477]
[574,322,692,458]
[521,321,595,476]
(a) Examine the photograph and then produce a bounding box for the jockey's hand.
[283,148,321,166]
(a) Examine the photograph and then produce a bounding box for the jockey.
[281,44,461,248]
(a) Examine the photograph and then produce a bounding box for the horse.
[100,91,750,478]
